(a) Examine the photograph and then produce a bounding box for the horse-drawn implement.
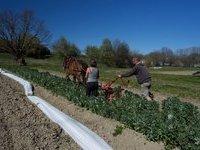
[63,56,127,101]
[100,77,127,101]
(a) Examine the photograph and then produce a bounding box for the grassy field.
[100,67,200,100]
[0,53,200,101]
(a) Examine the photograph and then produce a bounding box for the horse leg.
[77,75,81,84]
[82,74,86,86]
[65,72,70,81]
[73,75,76,82]
[76,75,83,86]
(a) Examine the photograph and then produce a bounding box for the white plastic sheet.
[28,96,112,150]
[0,68,5,73]
[0,70,33,96]
[0,68,112,150]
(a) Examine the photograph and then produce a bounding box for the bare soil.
[34,84,164,150]
[0,75,79,150]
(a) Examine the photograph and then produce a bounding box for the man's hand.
[118,74,122,78]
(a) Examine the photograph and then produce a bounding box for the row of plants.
[1,65,200,150]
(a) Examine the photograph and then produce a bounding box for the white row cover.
[0,68,112,150]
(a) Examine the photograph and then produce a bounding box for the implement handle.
[107,77,120,87]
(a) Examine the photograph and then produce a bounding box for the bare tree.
[0,10,51,65]
[160,47,174,66]
[176,47,200,67]
[145,51,163,66]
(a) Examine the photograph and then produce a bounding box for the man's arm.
[120,68,136,77]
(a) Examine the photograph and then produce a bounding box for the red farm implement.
[100,77,127,101]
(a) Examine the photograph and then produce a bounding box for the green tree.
[68,43,81,57]
[85,45,100,60]
[100,38,115,66]
[113,40,130,67]
[52,37,80,57]
[27,43,50,59]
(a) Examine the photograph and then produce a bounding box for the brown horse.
[63,56,88,84]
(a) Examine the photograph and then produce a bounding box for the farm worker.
[118,57,154,100]
[85,59,99,96]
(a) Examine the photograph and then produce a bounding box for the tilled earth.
[0,72,165,150]
[0,75,79,150]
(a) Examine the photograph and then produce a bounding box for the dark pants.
[86,82,98,96]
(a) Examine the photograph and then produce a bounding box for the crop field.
[0,65,200,149]
[1,53,200,149]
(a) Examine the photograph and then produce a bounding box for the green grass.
[27,54,64,72]
[1,53,200,100]
[0,53,16,65]
[100,68,200,100]
[151,74,200,99]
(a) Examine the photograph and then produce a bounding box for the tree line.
[52,37,200,68]
[0,10,199,67]
[52,37,134,68]
[145,47,200,67]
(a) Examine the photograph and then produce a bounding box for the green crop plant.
[1,65,200,150]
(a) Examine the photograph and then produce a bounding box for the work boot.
[146,96,152,101]
[149,92,154,100]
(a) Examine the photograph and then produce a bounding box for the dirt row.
[0,75,79,150]
[0,73,164,150]
[33,84,164,149]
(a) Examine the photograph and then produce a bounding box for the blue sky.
[1,0,200,53]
